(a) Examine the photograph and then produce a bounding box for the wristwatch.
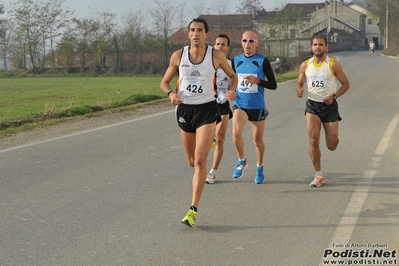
[332,94,337,100]
[166,89,173,97]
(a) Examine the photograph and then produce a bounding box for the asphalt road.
[1,51,398,266]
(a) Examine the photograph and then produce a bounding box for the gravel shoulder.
[0,100,173,150]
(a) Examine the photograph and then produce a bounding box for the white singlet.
[305,56,337,102]
[178,45,216,104]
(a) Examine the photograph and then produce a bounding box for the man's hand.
[168,92,183,105]
[244,75,258,84]
[323,94,334,105]
[296,87,304,98]
[226,90,236,101]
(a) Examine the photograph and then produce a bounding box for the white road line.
[375,114,399,155]
[0,109,174,153]
[325,113,399,250]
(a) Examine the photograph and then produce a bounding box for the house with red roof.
[169,1,379,59]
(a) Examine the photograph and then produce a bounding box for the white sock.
[315,171,323,177]
[210,169,216,175]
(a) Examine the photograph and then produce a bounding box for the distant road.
[0,51,398,266]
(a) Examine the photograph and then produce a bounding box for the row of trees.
[0,0,397,74]
[1,0,270,74]
[0,0,178,73]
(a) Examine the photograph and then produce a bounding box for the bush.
[0,72,28,78]
[278,56,308,72]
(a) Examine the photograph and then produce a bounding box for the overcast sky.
[2,0,329,18]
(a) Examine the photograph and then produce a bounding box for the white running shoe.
[310,176,325,187]
[206,173,216,184]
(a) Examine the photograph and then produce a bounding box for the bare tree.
[212,0,232,15]
[192,1,211,17]
[0,19,13,70]
[0,4,12,70]
[40,0,73,68]
[265,4,303,57]
[236,0,263,16]
[11,0,40,71]
[69,17,98,71]
[175,2,188,30]
[149,0,184,67]
[270,0,289,11]
[90,11,118,71]
[10,0,71,72]
[122,7,148,73]
[70,13,119,72]
[56,29,76,71]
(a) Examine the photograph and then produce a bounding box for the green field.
[0,72,298,133]
[0,76,167,121]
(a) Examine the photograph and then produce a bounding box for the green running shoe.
[211,138,217,148]
[181,209,197,227]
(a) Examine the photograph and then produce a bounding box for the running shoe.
[206,172,216,184]
[233,159,248,178]
[211,138,217,148]
[181,209,197,227]
[310,176,325,187]
[254,165,265,184]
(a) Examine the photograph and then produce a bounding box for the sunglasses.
[242,38,258,43]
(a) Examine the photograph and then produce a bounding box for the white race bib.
[308,74,327,88]
[237,74,258,93]
[180,76,207,94]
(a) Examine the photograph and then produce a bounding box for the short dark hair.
[217,34,230,47]
[188,17,209,33]
[313,35,327,45]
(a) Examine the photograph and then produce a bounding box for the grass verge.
[0,72,298,135]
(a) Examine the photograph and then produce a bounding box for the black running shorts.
[176,101,221,133]
[305,99,342,122]
[233,105,269,121]
[218,101,233,119]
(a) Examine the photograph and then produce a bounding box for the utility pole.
[385,0,389,49]
[327,17,331,43]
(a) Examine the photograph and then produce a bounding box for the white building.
[347,2,384,49]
